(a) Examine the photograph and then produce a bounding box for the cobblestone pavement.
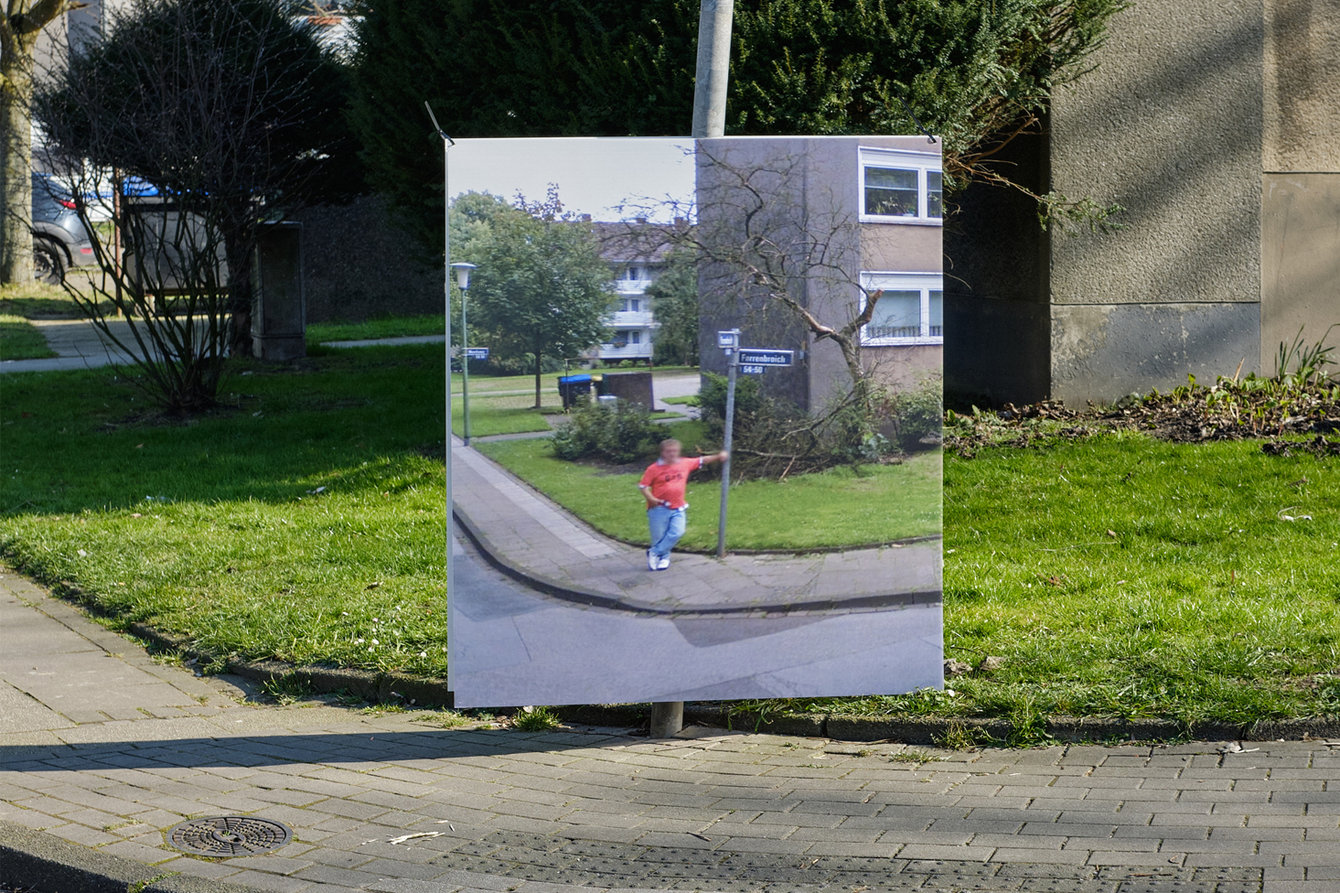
[452,440,942,614]
[3,572,1339,892]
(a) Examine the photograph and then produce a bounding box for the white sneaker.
[647,550,659,571]
[656,556,671,571]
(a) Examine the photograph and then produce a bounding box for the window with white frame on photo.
[858,148,943,223]
[860,272,944,345]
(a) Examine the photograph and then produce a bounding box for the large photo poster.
[446,136,944,707]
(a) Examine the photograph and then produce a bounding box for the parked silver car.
[32,172,96,283]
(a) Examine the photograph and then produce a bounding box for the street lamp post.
[452,263,478,446]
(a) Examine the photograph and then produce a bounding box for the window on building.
[859,148,943,224]
[622,265,643,281]
[629,331,641,344]
[619,298,641,312]
[860,272,944,345]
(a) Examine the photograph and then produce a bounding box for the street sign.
[716,329,740,349]
[736,348,794,367]
[740,364,765,375]
[465,347,490,360]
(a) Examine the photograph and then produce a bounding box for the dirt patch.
[948,380,1340,455]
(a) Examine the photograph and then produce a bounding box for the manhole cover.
[167,816,292,857]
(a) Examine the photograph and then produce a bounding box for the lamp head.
[450,262,478,290]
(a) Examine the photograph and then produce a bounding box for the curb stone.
[452,507,939,616]
[16,571,1340,746]
[0,821,267,893]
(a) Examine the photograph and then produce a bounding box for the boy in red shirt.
[637,438,728,571]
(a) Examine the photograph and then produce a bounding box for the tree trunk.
[533,348,542,409]
[0,28,37,285]
[224,229,254,357]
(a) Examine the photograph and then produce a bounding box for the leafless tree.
[610,143,939,475]
[34,0,356,410]
[1,0,83,284]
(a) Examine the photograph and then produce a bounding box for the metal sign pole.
[716,346,738,559]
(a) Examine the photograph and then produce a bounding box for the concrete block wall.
[1047,0,1265,403]
[948,0,1340,406]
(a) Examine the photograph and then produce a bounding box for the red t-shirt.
[639,457,703,510]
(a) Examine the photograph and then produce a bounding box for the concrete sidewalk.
[452,440,941,615]
[1,317,143,373]
[2,571,1337,892]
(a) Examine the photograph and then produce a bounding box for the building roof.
[591,220,688,265]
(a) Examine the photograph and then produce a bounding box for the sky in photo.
[450,137,696,223]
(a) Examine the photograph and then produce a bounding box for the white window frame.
[858,147,943,225]
[859,272,944,346]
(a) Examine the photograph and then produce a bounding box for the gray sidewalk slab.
[3,571,1338,892]
[451,439,941,614]
[2,316,183,373]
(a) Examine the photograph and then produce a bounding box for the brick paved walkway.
[452,441,941,614]
[3,571,1338,892]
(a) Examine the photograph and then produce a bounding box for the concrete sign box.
[251,222,306,361]
[598,370,654,408]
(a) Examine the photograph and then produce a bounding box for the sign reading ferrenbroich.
[736,348,794,367]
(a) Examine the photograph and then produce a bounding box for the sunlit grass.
[3,343,1337,723]
[0,315,56,360]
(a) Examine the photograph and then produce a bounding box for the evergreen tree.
[348,0,1124,251]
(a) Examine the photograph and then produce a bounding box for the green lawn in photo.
[2,342,1337,726]
[452,393,560,438]
[476,433,942,550]
[0,315,56,360]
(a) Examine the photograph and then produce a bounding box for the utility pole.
[691,0,734,139]
[648,0,734,741]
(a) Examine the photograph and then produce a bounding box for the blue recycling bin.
[557,374,593,410]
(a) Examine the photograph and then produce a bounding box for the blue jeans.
[647,505,687,559]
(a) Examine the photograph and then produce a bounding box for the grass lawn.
[452,394,561,438]
[2,345,450,675]
[0,282,84,319]
[477,433,942,550]
[307,314,444,344]
[2,343,1337,726]
[0,315,56,360]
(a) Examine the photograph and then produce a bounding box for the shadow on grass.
[1,344,446,516]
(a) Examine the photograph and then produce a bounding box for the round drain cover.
[167,816,292,857]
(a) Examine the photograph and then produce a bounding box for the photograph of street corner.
[444,135,945,708]
[2,1,1339,892]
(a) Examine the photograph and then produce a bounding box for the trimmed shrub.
[886,377,944,452]
[550,398,661,464]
